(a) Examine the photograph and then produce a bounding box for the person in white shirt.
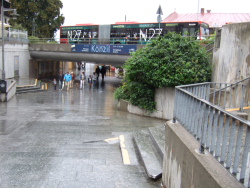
[79,71,85,89]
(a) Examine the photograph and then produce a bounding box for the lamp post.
[1,0,18,80]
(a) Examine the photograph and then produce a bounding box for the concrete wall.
[212,22,250,83]
[116,87,175,120]
[29,44,72,52]
[0,42,30,79]
[162,121,244,188]
[0,79,16,102]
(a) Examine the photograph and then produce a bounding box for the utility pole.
[1,0,5,80]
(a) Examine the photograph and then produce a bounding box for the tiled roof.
[163,12,250,27]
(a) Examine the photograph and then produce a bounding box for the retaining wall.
[116,87,175,120]
[0,79,16,102]
[212,22,250,83]
[162,120,244,188]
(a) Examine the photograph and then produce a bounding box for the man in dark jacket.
[58,71,64,90]
[95,66,100,80]
[100,65,106,81]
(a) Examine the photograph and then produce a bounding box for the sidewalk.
[0,64,166,188]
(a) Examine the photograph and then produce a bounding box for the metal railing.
[173,82,250,187]
[8,29,28,39]
[27,35,215,45]
[1,28,29,43]
[209,77,250,112]
[29,37,151,45]
[202,41,214,53]
[29,38,60,44]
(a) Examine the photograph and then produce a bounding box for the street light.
[1,0,18,80]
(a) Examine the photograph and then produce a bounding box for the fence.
[27,36,215,45]
[173,81,250,187]
[1,28,29,43]
[8,29,28,43]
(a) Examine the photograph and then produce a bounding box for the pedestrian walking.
[100,65,106,80]
[64,72,72,91]
[70,72,75,89]
[82,62,85,69]
[95,66,100,80]
[58,71,64,90]
[77,62,81,70]
[88,75,93,89]
[79,71,86,89]
[93,72,97,87]
[53,78,57,92]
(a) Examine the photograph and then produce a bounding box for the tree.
[9,0,65,38]
[114,33,211,112]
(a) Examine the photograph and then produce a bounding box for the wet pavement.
[0,64,166,188]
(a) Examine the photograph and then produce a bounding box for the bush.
[28,36,40,43]
[28,36,59,44]
[114,32,212,112]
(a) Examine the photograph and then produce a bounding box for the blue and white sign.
[72,44,137,55]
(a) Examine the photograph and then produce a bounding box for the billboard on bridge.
[71,44,137,55]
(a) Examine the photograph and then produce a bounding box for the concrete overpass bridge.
[29,44,145,66]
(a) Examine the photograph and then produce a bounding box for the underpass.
[29,44,145,66]
[28,43,145,79]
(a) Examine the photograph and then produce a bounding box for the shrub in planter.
[115,32,211,112]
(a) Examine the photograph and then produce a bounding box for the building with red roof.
[163,8,250,28]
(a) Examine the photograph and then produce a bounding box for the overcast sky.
[60,0,250,26]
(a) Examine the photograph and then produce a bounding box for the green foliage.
[10,23,27,31]
[9,0,65,38]
[197,35,215,44]
[115,32,211,112]
[28,36,40,43]
[28,36,59,43]
[114,85,129,101]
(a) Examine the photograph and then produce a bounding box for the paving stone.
[58,181,115,188]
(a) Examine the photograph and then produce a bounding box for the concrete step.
[148,125,165,160]
[16,88,45,94]
[16,86,41,91]
[133,129,163,179]
[16,81,47,94]
[119,134,140,165]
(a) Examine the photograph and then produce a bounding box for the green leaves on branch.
[9,0,65,38]
[115,32,212,112]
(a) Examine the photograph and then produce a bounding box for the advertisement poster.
[71,44,137,55]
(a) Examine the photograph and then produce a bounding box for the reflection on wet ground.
[0,63,165,187]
